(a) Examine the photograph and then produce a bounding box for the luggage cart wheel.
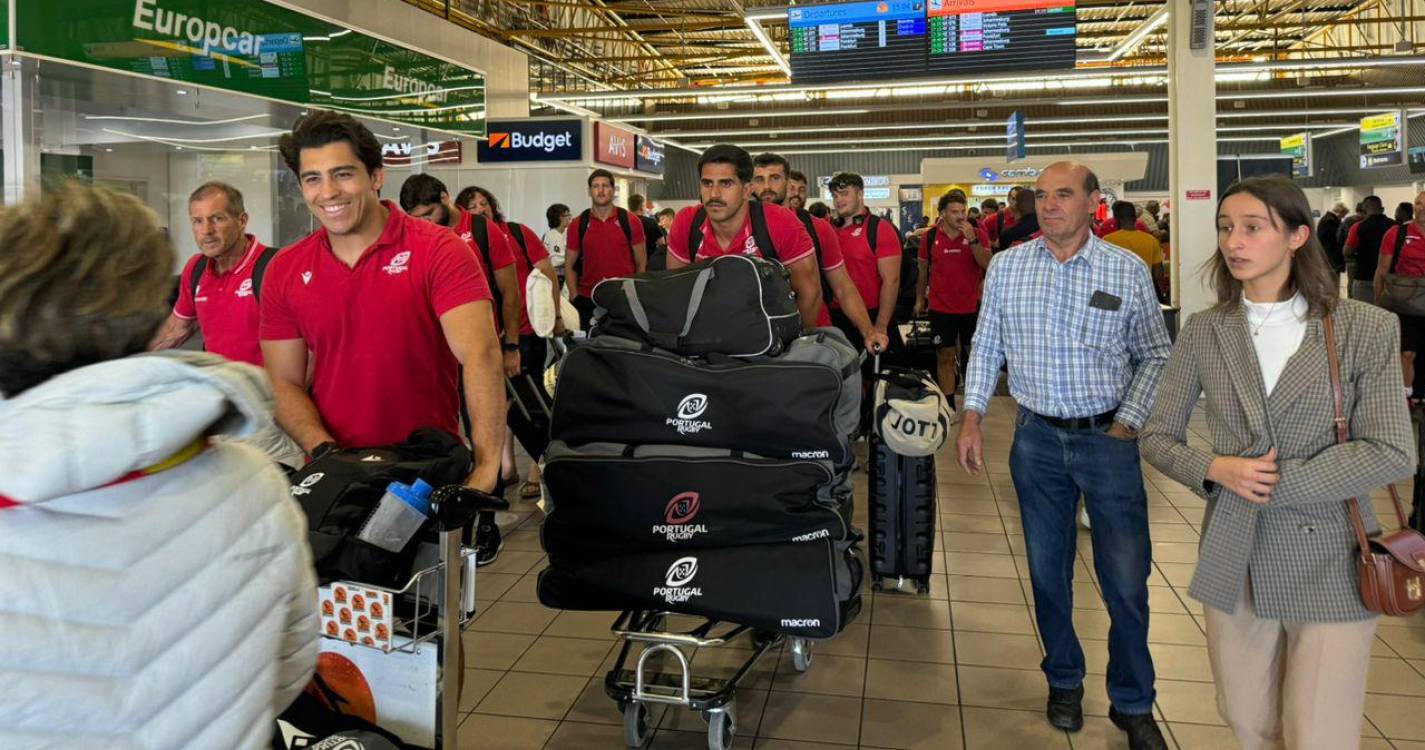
[791,638,813,673]
[622,701,653,748]
[704,707,736,750]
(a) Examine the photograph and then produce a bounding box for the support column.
[2,56,39,205]
[1167,0,1217,319]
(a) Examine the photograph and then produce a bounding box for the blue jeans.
[1009,408,1157,714]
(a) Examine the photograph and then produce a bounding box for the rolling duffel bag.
[590,254,801,357]
[536,538,864,639]
[539,440,852,564]
[549,329,862,465]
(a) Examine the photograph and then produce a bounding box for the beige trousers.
[1204,585,1378,750]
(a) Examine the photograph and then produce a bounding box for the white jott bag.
[873,366,952,457]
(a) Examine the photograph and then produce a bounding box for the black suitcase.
[866,432,938,594]
[1412,403,1425,533]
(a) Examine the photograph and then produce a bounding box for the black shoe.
[474,515,503,568]
[1109,707,1168,750]
[1046,686,1084,732]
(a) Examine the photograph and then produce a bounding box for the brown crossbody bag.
[1323,313,1425,616]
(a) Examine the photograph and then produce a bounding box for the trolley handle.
[429,485,507,532]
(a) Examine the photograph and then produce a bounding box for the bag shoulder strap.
[794,207,822,263]
[507,221,532,265]
[576,209,592,252]
[469,216,500,294]
[1324,313,1410,548]
[1389,222,1410,274]
[615,207,634,248]
[866,213,880,252]
[251,245,280,303]
[188,255,208,300]
[688,206,707,263]
[748,201,779,262]
[925,226,939,270]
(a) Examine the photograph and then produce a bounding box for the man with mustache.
[665,145,823,329]
[752,152,887,354]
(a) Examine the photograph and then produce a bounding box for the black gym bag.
[540,440,853,564]
[536,538,864,639]
[549,330,862,465]
[590,254,802,357]
[289,429,472,588]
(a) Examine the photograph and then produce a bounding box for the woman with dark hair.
[1140,176,1414,750]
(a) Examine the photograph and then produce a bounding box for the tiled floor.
[460,397,1425,749]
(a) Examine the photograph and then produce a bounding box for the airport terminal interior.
[2,1,1425,749]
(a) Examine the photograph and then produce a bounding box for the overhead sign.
[635,135,665,175]
[382,140,463,168]
[1360,111,1404,169]
[788,0,927,84]
[977,166,1040,182]
[15,0,487,137]
[1279,132,1311,178]
[928,0,1077,76]
[595,122,636,169]
[1006,111,1026,164]
[477,119,581,163]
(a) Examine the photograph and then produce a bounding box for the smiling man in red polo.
[260,112,504,544]
[665,145,823,329]
[565,168,647,328]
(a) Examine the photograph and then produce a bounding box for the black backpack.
[289,429,473,588]
[187,243,280,302]
[573,206,636,273]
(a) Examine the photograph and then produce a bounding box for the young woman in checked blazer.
[1140,175,1415,750]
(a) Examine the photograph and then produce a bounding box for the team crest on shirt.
[743,236,758,255]
[301,271,313,285]
[460,232,473,243]
[852,227,863,237]
[383,251,412,276]
[235,278,254,298]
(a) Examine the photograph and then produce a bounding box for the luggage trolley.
[316,486,505,750]
[604,611,814,750]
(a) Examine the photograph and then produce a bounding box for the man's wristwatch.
[502,342,520,352]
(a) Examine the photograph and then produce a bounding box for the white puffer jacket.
[0,352,318,750]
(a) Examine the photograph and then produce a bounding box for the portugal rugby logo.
[667,394,712,435]
[653,556,704,604]
[653,492,708,543]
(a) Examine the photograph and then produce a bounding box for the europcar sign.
[477,120,583,163]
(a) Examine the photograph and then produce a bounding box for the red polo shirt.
[566,207,645,298]
[832,209,902,312]
[453,209,515,335]
[259,201,492,449]
[920,223,990,315]
[172,235,267,366]
[1094,217,1151,237]
[496,220,551,335]
[1381,223,1425,277]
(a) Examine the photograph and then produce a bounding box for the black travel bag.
[549,330,862,466]
[536,538,864,639]
[867,432,938,593]
[539,440,853,564]
[289,429,474,588]
[590,254,802,357]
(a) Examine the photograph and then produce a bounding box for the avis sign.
[476,119,582,163]
[596,122,635,169]
[381,141,462,167]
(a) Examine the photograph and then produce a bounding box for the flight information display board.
[788,1,928,84]
[926,0,1077,75]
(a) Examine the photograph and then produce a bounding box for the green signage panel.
[1360,111,1403,169]
[15,0,485,136]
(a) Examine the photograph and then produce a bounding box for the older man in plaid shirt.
[956,161,1172,750]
